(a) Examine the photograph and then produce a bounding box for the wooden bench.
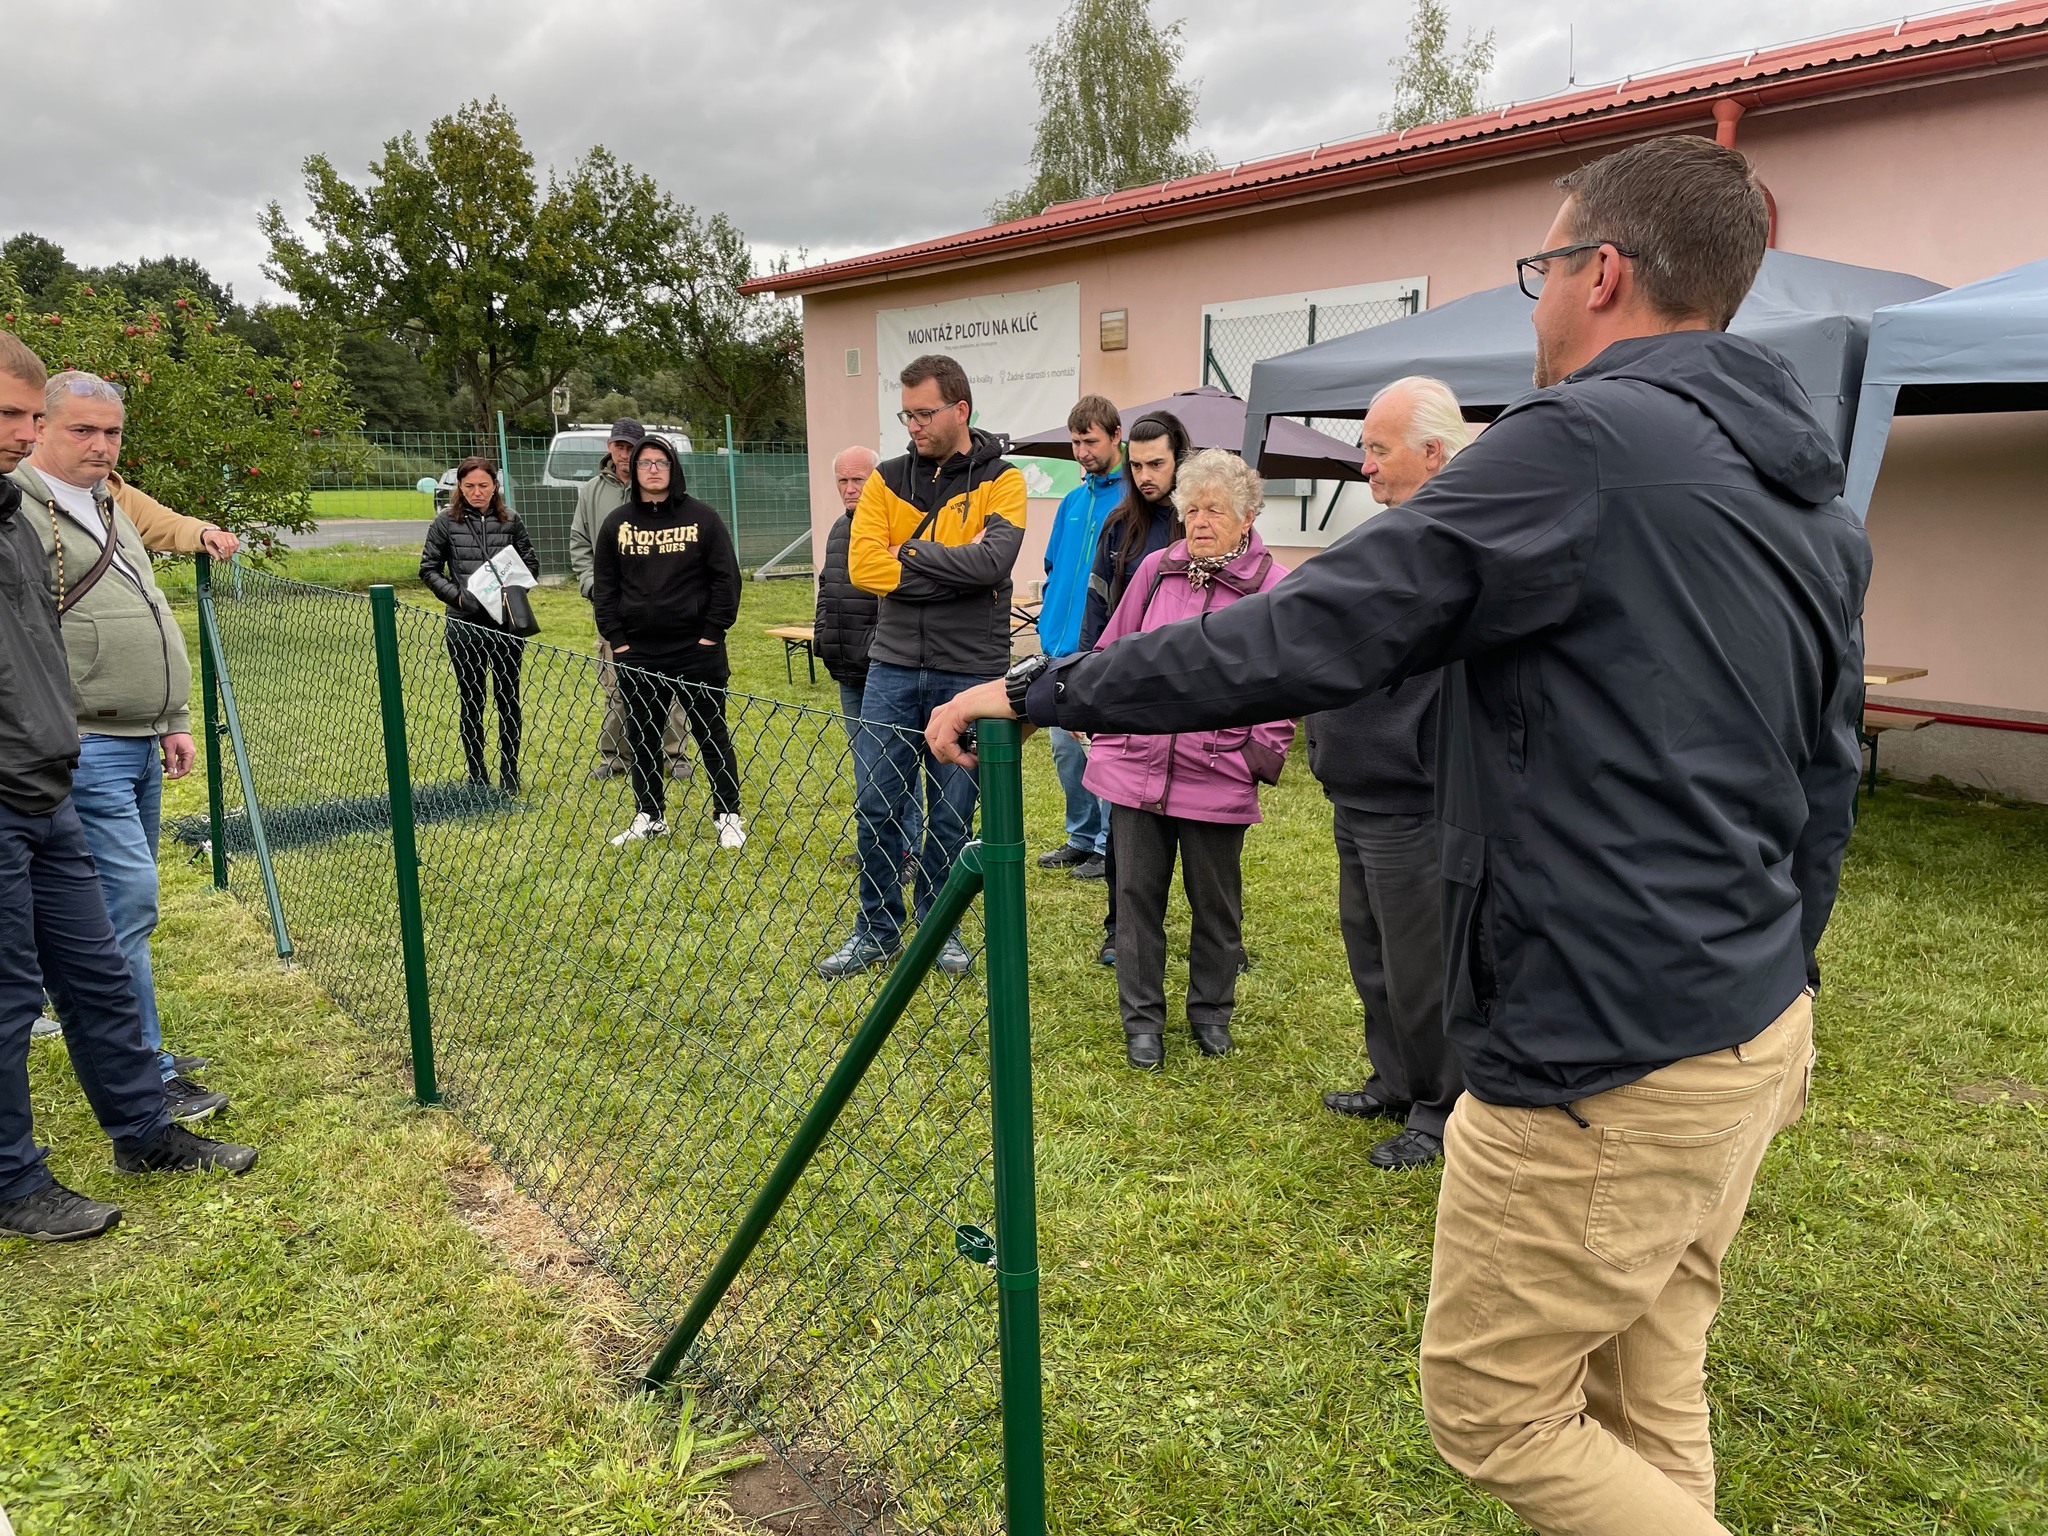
[764,624,818,685]
[1861,707,1935,796]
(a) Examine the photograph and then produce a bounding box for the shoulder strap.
[50,496,121,617]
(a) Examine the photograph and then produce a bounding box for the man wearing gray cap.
[568,418,690,781]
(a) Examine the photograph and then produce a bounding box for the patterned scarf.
[1183,531,1251,591]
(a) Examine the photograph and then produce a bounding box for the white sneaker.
[715,813,747,850]
[609,813,669,847]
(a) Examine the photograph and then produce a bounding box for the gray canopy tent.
[1842,256,2048,515]
[1242,249,1943,470]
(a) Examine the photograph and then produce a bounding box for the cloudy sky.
[6,0,1933,301]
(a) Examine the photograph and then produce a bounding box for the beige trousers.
[596,639,690,770]
[1420,993,1815,1535]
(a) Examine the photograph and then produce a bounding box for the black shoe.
[1037,843,1093,870]
[115,1123,259,1176]
[1096,932,1116,967]
[1368,1127,1444,1170]
[169,1052,211,1076]
[1068,854,1107,881]
[1126,1033,1164,1071]
[1323,1087,1407,1121]
[500,774,521,796]
[1191,1021,1233,1057]
[0,1180,121,1243]
[163,1075,229,1124]
[589,762,624,781]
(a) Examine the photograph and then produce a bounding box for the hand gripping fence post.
[640,717,1047,1534]
[195,553,229,892]
[196,551,292,957]
[368,584,441,1107]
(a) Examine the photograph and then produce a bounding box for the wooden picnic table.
[1865,664,1929,687]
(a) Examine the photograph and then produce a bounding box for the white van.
[542,423,695,489]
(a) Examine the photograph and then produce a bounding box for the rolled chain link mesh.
[1203,296,1422,447]
[192,567,1006,1534]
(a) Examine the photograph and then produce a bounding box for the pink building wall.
[792,68,2048,768]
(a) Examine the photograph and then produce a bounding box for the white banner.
[875,283,1082,498]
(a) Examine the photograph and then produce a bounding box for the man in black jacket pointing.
[930,137,1867,1535]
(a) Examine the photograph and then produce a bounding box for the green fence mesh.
[187,565,1017,1533]
[311,431,813,574]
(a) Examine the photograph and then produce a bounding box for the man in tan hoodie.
[9,371,240,1123]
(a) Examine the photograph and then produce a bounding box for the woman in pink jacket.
[1083,449,1295,1071]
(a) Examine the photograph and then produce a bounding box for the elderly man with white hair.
[1308,376,1472,1169]
[9,370,242,1124]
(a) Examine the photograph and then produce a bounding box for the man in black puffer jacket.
[814,445,883,719]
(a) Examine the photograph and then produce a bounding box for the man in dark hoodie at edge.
[819,352,1025,981]
[591,435,745,850]
[929,138,1868,1535]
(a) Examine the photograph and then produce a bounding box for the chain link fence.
[177,561,1039,1534]
[312,431,813,575]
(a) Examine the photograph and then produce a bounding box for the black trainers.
[169,1052,212,1075]
[1036,844,1093,870]
[0,1180,122,1242]
[1368,1127,1444,1170]
[163,1075,229,1124]
[1097,930,1116,967]
[115,1123,259,1176]
[1068,854,1107,881]
[935,935,974,976]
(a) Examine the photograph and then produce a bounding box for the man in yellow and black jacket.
[820,353,1024,980]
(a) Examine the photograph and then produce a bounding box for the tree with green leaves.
[637,222,804,440]
[0,268,361,548]
[988,0,1216,223]
[1381,0,1496,132]
[261,97,678,439]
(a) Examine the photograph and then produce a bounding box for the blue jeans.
[841,680,921,860]
[62,734,174,1080]
[852,663,988,949]
[1,796,171,1202]
[1047,727,1107,854]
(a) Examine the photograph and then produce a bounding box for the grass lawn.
[310,488,434,521]
[4,545,2046,1534]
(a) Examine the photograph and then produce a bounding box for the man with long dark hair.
[1077,410,1187,967]
[933,138,1867,1532]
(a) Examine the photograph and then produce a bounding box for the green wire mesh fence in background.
[310,430,813,574]
[182,557,1043,1535]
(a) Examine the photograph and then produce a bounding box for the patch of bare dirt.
[715,1446,895,1534]
[445,1155,656,1374]
[1950,1077,2048,1106]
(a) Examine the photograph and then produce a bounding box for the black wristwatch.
[1004,653,1050,717]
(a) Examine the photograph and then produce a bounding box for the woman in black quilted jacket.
[418,458,541,794]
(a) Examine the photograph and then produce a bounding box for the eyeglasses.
[895,404,960,427]
[1516,240,1641,301]
[637,457,671,472]
[60,375,125,402]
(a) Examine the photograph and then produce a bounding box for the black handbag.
[501,583,541,638]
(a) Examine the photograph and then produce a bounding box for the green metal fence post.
[369,584,440,1107]
[641,852,988,1392]
[197,561,291,956]
[724,413,740,557]
[496,411,516,514]
[974,718,1047,1534]
[195,553,229,891]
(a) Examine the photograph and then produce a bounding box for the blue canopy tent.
[1843,256,2048,515]
[1242,249,1943,472]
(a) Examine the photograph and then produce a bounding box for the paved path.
[285,519,434,549]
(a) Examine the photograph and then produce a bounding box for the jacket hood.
[1570,330,1844,506]
[629,435,688,503]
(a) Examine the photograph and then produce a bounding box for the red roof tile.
[746,1,2048,295]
